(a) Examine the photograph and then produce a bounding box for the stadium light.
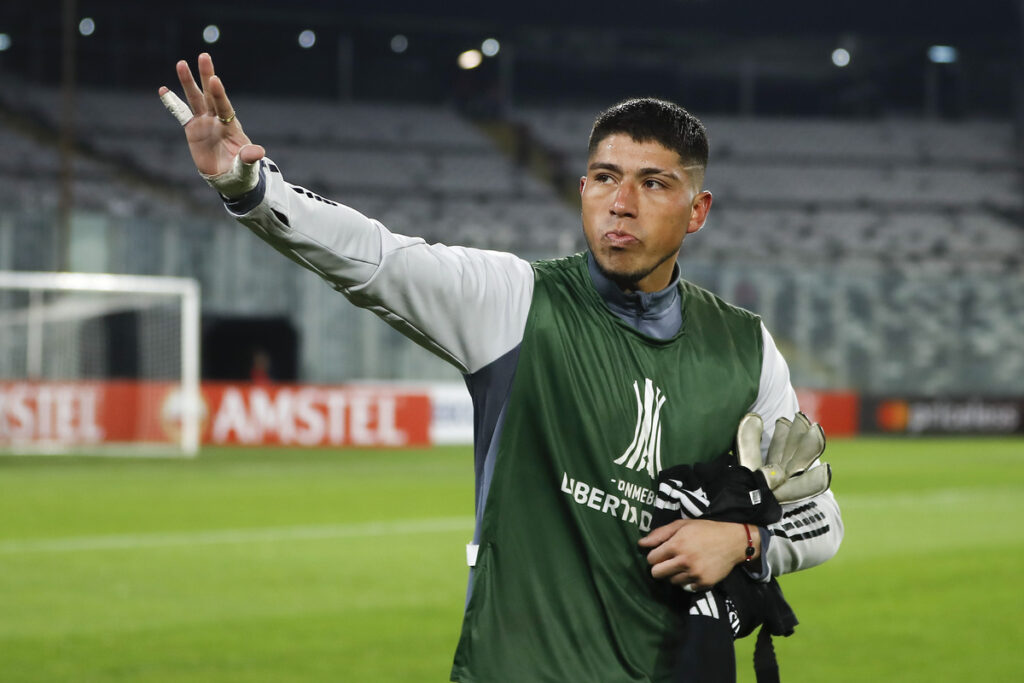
[831,48,850,68]
[0,33,10,52]
[298,29,316,49]
[928,45,958,64]
[78,18,96,37]
[203,25,220,45]
[458,49,483,70]
[481,38,500,57]
[391,34,409,54]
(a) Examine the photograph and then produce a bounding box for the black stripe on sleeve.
[772,525,831,543]
[782,501,818,518]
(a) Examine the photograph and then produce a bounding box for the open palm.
[158,53,264,177]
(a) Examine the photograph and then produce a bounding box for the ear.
[687,191,713,234]
[579,176,587,196]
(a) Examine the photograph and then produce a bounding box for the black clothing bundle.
[646,452,799,683]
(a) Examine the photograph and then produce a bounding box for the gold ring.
[217,112,236,124]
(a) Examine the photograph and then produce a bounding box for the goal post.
[0,271,202,457]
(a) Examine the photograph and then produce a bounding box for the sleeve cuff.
[742,526,773,582]
[222,164,267,215]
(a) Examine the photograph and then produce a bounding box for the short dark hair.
[588,98,709,182]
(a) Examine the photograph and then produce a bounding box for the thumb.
[239,144,265,165]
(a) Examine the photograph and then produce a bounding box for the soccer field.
[1,438,1022,681]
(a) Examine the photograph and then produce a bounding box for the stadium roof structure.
[0,0,1019,116]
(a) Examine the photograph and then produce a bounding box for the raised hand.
[159,53,265,186]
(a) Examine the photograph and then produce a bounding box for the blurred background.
[1,0,1021,400]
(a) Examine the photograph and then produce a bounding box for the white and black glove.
[735,412,831,504]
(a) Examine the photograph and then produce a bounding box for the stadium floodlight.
[0,271,202,457]
[928,45,958,64]
[458,49,483,70]
[0,34,10,52]
[78,18,96,37]
[481,38,500,57]
[203,25,220,45]
[391,34,409,53]
[831,48,850,68]
[298,29,316,49]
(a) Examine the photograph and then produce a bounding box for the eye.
[594,173,615,183]
[643,178,665,189]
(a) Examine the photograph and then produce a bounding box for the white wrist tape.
[200,153,261,198]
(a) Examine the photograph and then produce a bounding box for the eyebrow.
[588,161,682,180]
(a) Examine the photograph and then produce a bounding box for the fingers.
[176,59,206,116]
[651,555,705,592]
[160,89,194,126]
[207,74,237,125]
[637,519,686,548]
[168,54,238,127]
[198,52,216,114]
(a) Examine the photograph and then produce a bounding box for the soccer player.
[160,53,843,681]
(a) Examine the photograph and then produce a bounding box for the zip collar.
[586,251,683,339]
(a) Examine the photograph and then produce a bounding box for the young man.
[160,54,843,681]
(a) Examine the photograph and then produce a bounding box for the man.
[160,54,843,682]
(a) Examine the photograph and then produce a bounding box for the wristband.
[743,524,755,562]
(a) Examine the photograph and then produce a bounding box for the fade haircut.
[588,97,709,187]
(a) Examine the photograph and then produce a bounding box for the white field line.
[837,487,1022,509]
[0,517,475,554]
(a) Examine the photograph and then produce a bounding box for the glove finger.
[786,422,826,475]
[780,412,812,470]
[765,417,791,467]
[772,464,831,504]
[735,413,764,471]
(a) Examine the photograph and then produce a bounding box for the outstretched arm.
[159,54,535,375]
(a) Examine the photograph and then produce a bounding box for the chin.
[594,253,649,288]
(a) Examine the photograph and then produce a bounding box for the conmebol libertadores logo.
[613,378,666,478]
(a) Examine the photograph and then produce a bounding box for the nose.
[611,182,638,218]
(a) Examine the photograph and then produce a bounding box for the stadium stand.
[1,81,1021,393]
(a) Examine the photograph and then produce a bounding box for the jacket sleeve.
[748,322,845,577]
[224,158,535,374]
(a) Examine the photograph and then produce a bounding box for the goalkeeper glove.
[735,412,832,504]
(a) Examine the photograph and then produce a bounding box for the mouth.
[603,230,639,248]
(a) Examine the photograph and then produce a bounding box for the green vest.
[451,253,763,682]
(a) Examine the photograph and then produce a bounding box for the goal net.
[0,272,201,456]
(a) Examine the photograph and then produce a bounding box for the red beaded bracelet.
[743,524,755,562]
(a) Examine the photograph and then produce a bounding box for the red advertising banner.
[201,383,431,447]
[0,381,173,446]
[1,381,866,450]
[0,381,432,448]
[794,389,860,437]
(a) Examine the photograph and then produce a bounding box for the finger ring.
[217,112,236,124]
[682,583,697,593]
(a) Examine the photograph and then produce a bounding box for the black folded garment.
[645,451,798,683]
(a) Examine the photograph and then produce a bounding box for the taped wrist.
[200,153,261,198]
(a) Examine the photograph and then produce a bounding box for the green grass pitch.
[1,438,1022,681]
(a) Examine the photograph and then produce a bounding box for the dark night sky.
[0,1,1018,115]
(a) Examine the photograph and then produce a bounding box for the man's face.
[580,134,712,293]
